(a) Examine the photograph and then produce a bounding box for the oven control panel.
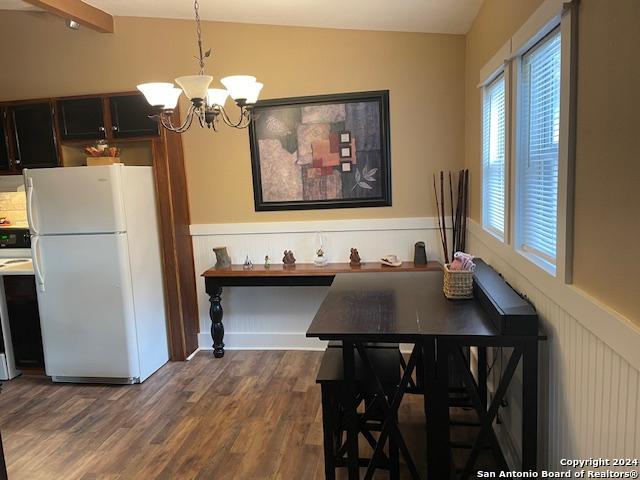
[0,228,31,249]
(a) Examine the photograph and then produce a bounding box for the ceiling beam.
[22,0,114,33]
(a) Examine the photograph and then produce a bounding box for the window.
[516,28,561,270]
[482,73,507,240]
[477,0,576,280]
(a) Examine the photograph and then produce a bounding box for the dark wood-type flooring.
[0,351,496,479]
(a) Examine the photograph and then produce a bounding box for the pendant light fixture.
[137,0,263,132]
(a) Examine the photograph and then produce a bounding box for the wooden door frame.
[152,119,200,360]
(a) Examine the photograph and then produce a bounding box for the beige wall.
[464,0,640,322]
[0,12,465,224]
[571,0,640,322]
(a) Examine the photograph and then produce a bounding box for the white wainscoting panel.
[191,217,446,350]
[468,220,640,470]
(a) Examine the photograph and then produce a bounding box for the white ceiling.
[0,0,483,34]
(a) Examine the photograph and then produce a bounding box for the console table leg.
[209,286,225,358]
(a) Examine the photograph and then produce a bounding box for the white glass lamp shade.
[220,75,257,101]
[137,82,175,107]
[162,88,183,110]
[175,75,213,101]
[245,82,264,104]
[207,88,229,107]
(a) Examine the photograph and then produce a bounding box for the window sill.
[482,225,505,243]
[516,247,556,277]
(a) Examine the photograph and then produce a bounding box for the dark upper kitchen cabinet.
[57,97,106,140]
[2,93,159,157]
[109,94,159,138]
[11,102,59,169]
[0,109,11,171]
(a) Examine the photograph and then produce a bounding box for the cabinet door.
[109,94,159,138]
[4,275,45,369]
[57,97,105,140]
[11,102,59,169]
[0,109,12,172]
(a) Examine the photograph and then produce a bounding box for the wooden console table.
[202,262,441,357]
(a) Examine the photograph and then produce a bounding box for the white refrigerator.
[24,165,168,384]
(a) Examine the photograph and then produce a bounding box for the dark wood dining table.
[306,269,540,480]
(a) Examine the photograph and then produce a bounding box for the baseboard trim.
[185,348,201,361]
[197,333,417,353]
[197,332,327,351]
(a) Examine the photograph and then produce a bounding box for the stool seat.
[316,346,400,385]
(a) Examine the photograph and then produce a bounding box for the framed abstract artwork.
[248,90,391,211]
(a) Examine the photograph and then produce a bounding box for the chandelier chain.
[194,0,206,75]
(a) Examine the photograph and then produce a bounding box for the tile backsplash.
[0,192,27,227]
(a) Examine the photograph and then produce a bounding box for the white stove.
[0,228,33,380]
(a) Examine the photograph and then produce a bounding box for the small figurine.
[264,255,271,269]
[283,250,296,267]
[243,255,253,270]
[213,246,231,269]
[349,248,361,267]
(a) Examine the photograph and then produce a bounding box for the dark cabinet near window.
[0,109,11,172]
[11,102,59,169]
[4,275,44,369]
[109,94,159,138]
[57,97,105,140]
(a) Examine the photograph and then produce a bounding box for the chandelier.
[137,0,263,132]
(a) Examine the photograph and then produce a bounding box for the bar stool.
[317,346,401,480]
[328,341,421,394]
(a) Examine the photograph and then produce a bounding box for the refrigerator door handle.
[25,175,40,235]
[32,236,45,292]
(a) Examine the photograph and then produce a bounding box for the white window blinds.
[517,29,561,266]
[482,73,506,239]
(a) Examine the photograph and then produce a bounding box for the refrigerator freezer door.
[24,165,127,235]
[35,233,140,380]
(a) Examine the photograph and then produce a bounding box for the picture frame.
[248,90,392,211]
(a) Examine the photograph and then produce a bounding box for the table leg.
[342,341,359,480]
[321,386,337,480]
[477,346,488,410]
[208,286,225,358]
[522,339,538,471]
[424,338,452,479]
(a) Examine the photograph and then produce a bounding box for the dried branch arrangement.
[433,169,469,264]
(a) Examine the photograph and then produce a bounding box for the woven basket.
[443,263,474,299]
